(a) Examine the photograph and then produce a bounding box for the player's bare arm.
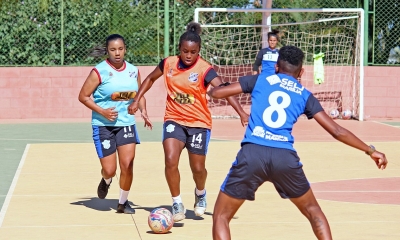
[313,111,387,169]
[128,66,163,114]
[78,70,118,121]
[136,72,153,129]
[209,77,249,126]
[208,82,243,99]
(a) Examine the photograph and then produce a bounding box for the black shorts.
[92,124,140,158]
[221,143,310,200]
[162,120,211,155]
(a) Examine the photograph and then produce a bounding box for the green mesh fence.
[370,1,400,65]
[0,0,397,66]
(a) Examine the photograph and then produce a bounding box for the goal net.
[195,8,364,120]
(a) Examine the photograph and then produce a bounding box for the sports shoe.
[97,178,112,199]
[194,191,207,216]
[172,202,186,222]
[117,200,135,214]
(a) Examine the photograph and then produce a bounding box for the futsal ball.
[329,109,339,119]
[148,208,174,234]
[341,110,352,120]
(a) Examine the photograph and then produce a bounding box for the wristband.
[365,145,376,155]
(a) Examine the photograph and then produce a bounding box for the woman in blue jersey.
[78,34,152,214]
[208,46,388,240]
[252,29,280,76]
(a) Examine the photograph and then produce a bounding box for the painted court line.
[372,121,400,128]
[1,223,136,228]
[0,144,30,228]
[0,138,91,142]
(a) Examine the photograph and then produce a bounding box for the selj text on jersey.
[163,56,212,129]
[91,59,139,126]
[242,72,311,151]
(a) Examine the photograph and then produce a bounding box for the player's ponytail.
[179,22,202,49]
[88,44,107,58]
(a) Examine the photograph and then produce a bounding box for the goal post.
[194,8,365,121]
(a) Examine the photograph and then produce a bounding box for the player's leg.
[163,121,186,221]
[187,128,210,216]
[114,124,140,214]
[270,148,332,239]
[214,144,268,239]
[188,152,207,216]
[93,126,117,199]
[212,191,245,240]
[290,189,332,239]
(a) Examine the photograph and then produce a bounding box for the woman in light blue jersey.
[252,29,280,76]
[78,34,152,214]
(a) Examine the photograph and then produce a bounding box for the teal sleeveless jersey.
[91,60,139,126]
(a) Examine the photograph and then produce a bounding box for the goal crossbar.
[195,8,365,121]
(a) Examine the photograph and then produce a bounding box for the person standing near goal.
[208,45,388,240]
[128,22,248,222]
[252,29,280,76]
[78,34,153,214]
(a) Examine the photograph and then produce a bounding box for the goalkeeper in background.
[252,29,280,76]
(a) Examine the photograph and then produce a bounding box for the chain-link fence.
[370,1,400,65]
[0,0,397,66]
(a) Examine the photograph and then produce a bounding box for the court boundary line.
[0,144,30,228]
[372,120,400,128]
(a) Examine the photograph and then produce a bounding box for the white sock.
[196,188,205,196]
[119,189,129,204]
[104,178,112,185]
[172,195,182,204]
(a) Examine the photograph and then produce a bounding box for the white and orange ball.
[329,109,339,119]
[148,208,174,234]
[341,110,352,120]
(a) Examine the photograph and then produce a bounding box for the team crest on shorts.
[188,72,199,82]
[166,124,175,133]
[102,139,111,149]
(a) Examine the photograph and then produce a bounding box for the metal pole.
[363,0,368,66]
[262,0,272,48]
[157,0,160,61]
[164,0,170,57]
[60,0,64,65]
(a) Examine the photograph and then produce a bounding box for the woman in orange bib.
[129,22,248,222]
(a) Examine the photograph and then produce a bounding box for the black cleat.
[97,178,112,199]
[117,200,135,214]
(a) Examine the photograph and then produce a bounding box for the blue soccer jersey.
[91,59,139,126]
[253,47,279,76]
[239,73,324,151]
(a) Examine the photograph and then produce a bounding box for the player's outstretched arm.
[207,81,243,99]
[128,66,163,115]
[208,79,249,126]
[313,111,388,170]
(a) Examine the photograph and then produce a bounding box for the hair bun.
[186,22,202,35]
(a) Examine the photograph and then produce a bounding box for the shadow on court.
[70,198,138,212]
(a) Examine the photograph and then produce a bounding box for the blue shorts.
[221,143,310,200]
[92,124,140,158]
[162,120,211,155]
